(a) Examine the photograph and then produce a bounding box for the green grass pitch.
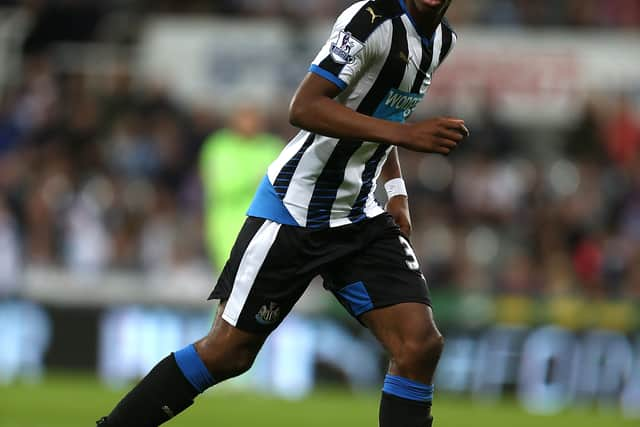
[0,374,636,427]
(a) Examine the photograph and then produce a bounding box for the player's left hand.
[386,195,412,238]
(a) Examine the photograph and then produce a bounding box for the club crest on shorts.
[255,302,281,325]
[161,405,175,419]
[330,30,364,64]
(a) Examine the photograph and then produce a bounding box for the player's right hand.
[399,117,469,155]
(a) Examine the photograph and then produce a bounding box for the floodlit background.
[0,1,639,426]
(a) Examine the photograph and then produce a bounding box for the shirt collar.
[397,0,437,46]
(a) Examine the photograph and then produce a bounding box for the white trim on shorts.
[222,220,282,327]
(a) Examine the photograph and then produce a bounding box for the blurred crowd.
[0,0,639,303]
[1,51,639,302]
[150,0,627,28]
[0,56,217,284]
[403,97,640,301]
[209,0,640,27]
[1,0,640,45]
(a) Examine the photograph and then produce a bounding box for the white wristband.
[384,178,408,199]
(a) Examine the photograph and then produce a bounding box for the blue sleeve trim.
[309,65,347,91]
[174,344,216,393]
[383,375,434,402]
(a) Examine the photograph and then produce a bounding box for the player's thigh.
[209,216,314,335]
[324,214,431,319]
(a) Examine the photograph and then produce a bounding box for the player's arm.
[380,147,412,237]
[289,73,468,155]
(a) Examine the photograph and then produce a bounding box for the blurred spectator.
[199,107,283,271]
[602,95,640,170]
[564,101,606,163]
[572,234,605,298]
[0,200,21,296]
[64,181,112,274]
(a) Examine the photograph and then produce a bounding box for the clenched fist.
[397,117,469,155]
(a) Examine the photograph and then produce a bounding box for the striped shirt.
[248,0,456,228]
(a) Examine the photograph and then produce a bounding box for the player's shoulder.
[437,17,457,65]
[335,0,403,42]
[441,17,457,37]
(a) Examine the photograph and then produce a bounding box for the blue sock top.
[383,374,434,402]
[174,344,215,393]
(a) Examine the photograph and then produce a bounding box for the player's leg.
[361,303,443,427]
[97,302,268,426]
[324,214,440,427]
[98,217,312,426]
[192,301,267,382]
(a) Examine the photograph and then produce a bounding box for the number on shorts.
[398,235,420,271]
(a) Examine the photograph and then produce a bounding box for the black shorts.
[209,214,431,334]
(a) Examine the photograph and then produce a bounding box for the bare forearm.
[289,73,468,154]
[290,95,405,145]
[380,147,403,182]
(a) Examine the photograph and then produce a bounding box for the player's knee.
[196,339,258,381]
[427,330,445,357]
[218,347,256,378]
[394,329,444,373]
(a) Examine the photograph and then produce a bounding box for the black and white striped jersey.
[247,0,456,229]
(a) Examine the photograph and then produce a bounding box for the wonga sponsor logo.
[373,89,424,122]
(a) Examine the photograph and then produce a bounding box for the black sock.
[379,375,434,427]
[98,354,199,427]
[379,392,433,427]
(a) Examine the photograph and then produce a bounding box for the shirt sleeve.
[436,24,457,69]
[309,2,384,91]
